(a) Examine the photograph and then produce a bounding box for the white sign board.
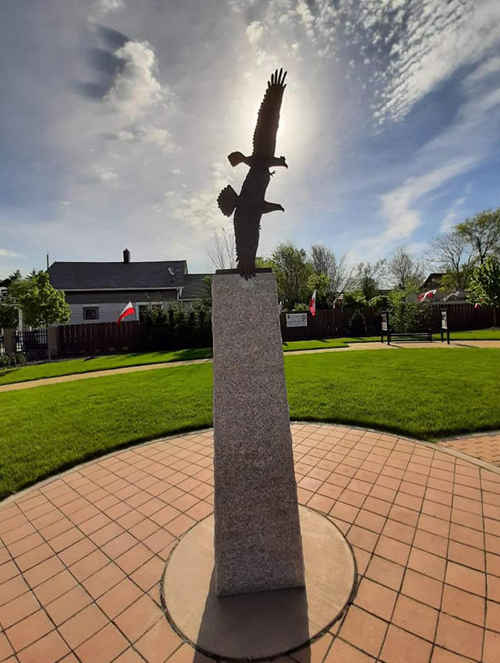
[286,313,308,328]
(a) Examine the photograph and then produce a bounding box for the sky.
[1,0,500,279]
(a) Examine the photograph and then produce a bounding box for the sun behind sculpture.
[217,69,288,279]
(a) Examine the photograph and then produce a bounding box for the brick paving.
[0,423,499,663]
[439,432,500,468]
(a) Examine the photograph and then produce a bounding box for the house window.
[83,307,99,320]
[138,304,149,319]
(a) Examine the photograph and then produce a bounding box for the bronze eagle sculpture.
[217,68,288,278]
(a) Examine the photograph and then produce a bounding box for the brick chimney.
[123,248,130,264]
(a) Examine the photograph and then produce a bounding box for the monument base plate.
[161,507,357,662]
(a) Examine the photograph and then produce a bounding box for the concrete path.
[1,423,499,663]
[1,340,499,393]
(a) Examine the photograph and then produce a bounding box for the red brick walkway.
[439,432,500,468]
[0,424,499,663]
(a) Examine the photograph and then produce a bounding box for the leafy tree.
[255,256,272,269]
[387,289,431,333]
[387,245,426,291]
[456,207,500,264]
[306,273,330,308]
[440,267,472,292]
[468,256,500,326]
[270,242,312,309]
[19,271,71,360]
[342,291,367,308]
[347,309,367,336]
[0,271,28,329]
[368,295,388,310]
[0,299,18,329]
[354,261,386,301]
[201,276,213,308]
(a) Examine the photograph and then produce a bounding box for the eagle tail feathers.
[217,185,238,217]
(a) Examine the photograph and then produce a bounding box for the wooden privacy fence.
[280,303,499,342]
[58,321,140,356]
[56,303,498,354]
[280,308,378,342]
[430,303,498,331]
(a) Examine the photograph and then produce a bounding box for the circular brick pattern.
[0,424,499,663]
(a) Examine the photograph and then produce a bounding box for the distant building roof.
[48,260,188,290]
[182,274,211,300]
[422,273,444,288]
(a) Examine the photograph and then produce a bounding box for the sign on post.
[286,313,308,328]
[441,310,450,344]
[381,311,389,344]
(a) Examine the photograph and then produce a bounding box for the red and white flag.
[333,293,343,310]
[117,301,135,325]
[309,290,317,316]
[474,302,481,310]
[417,289,437,302]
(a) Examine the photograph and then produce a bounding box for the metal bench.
[388,330,432,344]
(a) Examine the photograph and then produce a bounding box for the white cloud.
[466,56,500,84]
[349,158,476,262]
[95,0,124,16]
[440,194,468,233]
[96,166,119,182]
[380,159,475,239]
[296,0,315,35]
[246,21,264,45]
[117,125,175,153]
[0,249,21,258]
[174,161,234,232]
[105,41,172,121]
[233,0,500,125]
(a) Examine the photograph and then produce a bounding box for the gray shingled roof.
[182,274,212,300]
[48,261,188,290]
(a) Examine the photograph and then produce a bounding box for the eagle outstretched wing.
[252,68,287,159]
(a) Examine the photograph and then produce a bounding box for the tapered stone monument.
[161,69,356,661]
[212,269,305,595]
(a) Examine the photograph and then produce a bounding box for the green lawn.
[282,337,379,351]
[0,347,213,386]
[432,328,500,341]
[1,348,499,499]
[1,329,498,387]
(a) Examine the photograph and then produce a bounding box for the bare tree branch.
[387,245,426,290]
[310,244,354,295]
[207,229,237,271]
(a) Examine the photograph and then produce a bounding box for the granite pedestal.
[162,507,357,661]
[211,271,305,596]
